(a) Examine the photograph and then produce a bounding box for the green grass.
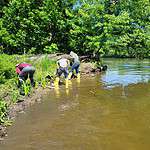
[33,55,57,87]
[0,100,8,124]
[0,54,57,125]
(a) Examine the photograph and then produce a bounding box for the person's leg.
[70,63,75,73]
[57,68,63,77]
[54,68,63,86]
[28,67,36,87]
[63,67,69,79]
[68,63,77,79]
[71,62,80,74]
[75,63,80,74]
[29,72,35,86]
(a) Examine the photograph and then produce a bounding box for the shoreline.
[0,61,105,140]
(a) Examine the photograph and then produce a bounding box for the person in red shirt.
[16,63,35,87]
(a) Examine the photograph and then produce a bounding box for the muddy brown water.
[1,58,150,150]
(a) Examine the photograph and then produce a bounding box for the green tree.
[0,0,150,58]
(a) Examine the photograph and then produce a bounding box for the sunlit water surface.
[1,58,150,150]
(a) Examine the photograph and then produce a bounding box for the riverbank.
[0,54,106,140]
[0,54,56,140]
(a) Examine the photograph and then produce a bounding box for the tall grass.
[0,100,8,124]
[0,54,57,125]
[34,55,57,88]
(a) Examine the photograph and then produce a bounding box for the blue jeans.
[57,67,69,78]
[71,62,80,74]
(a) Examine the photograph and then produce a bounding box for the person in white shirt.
[56,56,70,79]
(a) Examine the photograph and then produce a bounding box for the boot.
[68,72,72,80]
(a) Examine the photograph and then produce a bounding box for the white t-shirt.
[58,58,68,68]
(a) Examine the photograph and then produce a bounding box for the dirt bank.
[0,57,107,140]
[0,87,51,140]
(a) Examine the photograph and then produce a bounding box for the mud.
[0,87,50,140]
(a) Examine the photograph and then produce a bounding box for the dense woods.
[0,0,150,58]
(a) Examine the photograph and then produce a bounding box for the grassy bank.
[0,53,103,139]
[0,54,57,126]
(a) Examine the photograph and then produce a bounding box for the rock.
[36,98,41,103]
[91,74,95,77]
[0,126,7,138]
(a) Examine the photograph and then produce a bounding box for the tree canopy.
[0,0,150,58]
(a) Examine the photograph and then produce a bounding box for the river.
[1,58,150,150]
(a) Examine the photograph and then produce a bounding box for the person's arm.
[16,66,21,74]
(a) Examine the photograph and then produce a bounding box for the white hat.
[15,63,19,67]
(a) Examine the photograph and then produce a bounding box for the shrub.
[0,100,8,124]
[0,54,17,84]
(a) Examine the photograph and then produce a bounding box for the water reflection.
[54,85,60,98]
[101,59,150,88]
[77,76,80,85]
[65,80,72,96]
[2,59,150,150]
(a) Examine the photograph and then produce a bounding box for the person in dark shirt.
[16,63,35,87]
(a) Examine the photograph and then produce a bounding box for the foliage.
[43,43,58,54]
[67,0,150,59]
[0,54,57,125]
[34,55,56,87]
[22,80,31,96]
[0,54,16,83]
[0,0,71,54]
[0,0,150,58]
[0,0,149,128]
[11,90,20,103]
[0,99,8,124]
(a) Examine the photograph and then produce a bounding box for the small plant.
[41,78,47,88]
[34,81,39,89]
[22,80,31,96]
[0,100,8,124]
[11,90,20,103]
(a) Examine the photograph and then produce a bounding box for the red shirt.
[16,63,31,74]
